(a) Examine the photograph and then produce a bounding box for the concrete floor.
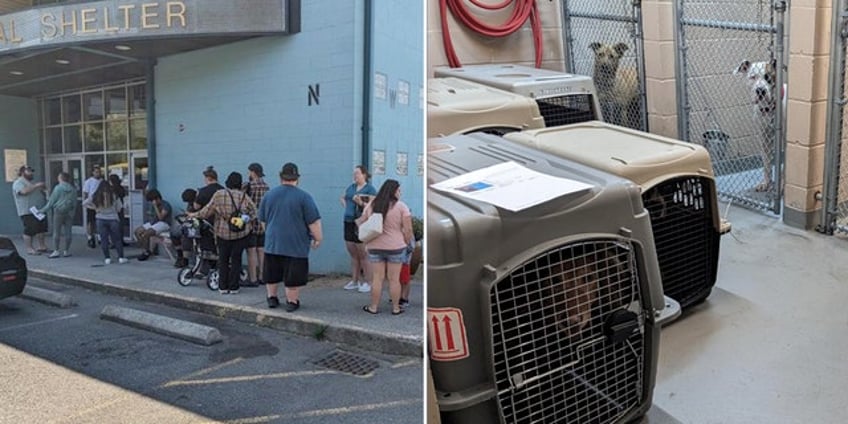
[653,203,848,424]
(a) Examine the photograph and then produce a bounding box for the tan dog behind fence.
[589,42,641,130]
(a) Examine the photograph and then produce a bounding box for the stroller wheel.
[239,267,249,284]
[177,268,194,286]
[207,270,220,291]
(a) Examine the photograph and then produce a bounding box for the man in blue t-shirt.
[259,162,322,312]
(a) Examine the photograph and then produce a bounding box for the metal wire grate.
[490,240,644,424]
[643,177,720,308]
[536,94,597,127]
[563,0,646,131]
[312,351,380,377]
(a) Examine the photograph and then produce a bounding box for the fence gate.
[822,0,848,235]
[562,0,648,131]
[674,0,787,214]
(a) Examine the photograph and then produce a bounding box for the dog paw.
[754,181,773,192]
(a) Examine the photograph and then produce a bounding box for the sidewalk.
[4,233,423,357]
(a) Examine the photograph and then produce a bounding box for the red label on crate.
[428,307,469,361]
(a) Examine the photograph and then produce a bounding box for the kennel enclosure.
[428,132,664,424]
[427,77,545,138]
[505,121,726,309]
[434,64,602,128]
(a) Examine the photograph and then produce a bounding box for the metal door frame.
[561,0,649,131]
[673,0,787,215]
[821,0,848,234]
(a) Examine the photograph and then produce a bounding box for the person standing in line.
[83,178,127,264]
[259,163,322,312]
[357,179,412,315]
[82,165,103,248]
[339,165,377,293]
[244,163,270,287]
[190,172,255,295]
[193,166,225,277]
[109,174,128,246]
[38,172,77,258]
[11,165,49,255]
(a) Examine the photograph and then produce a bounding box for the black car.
[0,237,27,300]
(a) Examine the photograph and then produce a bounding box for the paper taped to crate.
[430,161,593,212]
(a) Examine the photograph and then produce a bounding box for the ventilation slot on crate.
[536,94,596,127]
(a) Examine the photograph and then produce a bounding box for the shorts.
[21,214,48,236]
[343,221,361,243]
[143,221,171,233]
[400,263,411,285]
[368,248,406,264]
[248,232,265,248]
[264,254,309,287]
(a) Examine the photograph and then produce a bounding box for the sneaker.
[229,289,240,295]
[267,296,280,308]
[284,300,300,312]
[174,257,189,268]
[87,237,96,249]
[62,251,71,257]
[118,258,129,264]
[104,258,111,265]
[343,280,359,290]
[219,289,230,295]
[400,298,410,309]
[137,251,150,262]
[241,280,259,288]
[257,279,265,285]
[48,251,61,259]
[357,282,372,293]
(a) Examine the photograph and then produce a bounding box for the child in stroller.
[175,214,247,290]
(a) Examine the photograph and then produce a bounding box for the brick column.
[784,0,831,229]
[641,0,679,139]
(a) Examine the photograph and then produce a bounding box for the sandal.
[362,305,378,315]
[392,308,405,315]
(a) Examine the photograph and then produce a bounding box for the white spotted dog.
[733,59,787,193]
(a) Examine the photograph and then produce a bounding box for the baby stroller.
[175,215,247,290]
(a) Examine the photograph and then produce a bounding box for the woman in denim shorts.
[357,179,413,315]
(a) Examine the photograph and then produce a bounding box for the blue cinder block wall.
[0,96,39,236]
[369,0,424,219]
[154,0,365,274]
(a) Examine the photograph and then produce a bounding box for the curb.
[101,305,223,346]
[21,286,77,308]
[31,269,422,357]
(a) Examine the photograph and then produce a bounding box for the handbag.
[357,212,383,243]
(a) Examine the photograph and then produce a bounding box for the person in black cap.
[11,165,48,255]
[243,163,270,287]
[258,162,322,311]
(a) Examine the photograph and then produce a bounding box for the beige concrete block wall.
[642,0,678,139]
[784,2,831,228]
[427,0,565,76]
[0,0,32,14]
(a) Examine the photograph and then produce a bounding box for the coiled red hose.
[439,0,542,68]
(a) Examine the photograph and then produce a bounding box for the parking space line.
[0,314,79,333]
[165,357,245,385]
[161,370,339,388]
[225,398,422,423]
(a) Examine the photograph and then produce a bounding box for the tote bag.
[358,212,383,243]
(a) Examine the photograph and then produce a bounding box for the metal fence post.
[633,0,649,131]
[820,0,848,234]
[773,0,787,214]
[672,0,690,141]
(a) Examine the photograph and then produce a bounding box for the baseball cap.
[248,162,264,177]
[17,165,33,175]
[280,162,300,180]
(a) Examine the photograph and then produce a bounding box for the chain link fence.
[674,0,787,214]
[822,0,848,235]
[562,0,647,131]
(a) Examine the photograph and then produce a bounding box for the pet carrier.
[434,64,602,127]
[427,77,545,138]
[427,132,665,424]
[505,121,729,310]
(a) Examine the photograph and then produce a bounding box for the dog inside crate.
[493,240,645,423]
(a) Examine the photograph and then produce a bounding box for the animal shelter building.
[0,0,424,273]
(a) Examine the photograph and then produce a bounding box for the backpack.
[226,190,248,232]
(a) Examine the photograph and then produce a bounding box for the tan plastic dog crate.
[434,64,602,127]
[505,121,727,309]
[427,77,545,138]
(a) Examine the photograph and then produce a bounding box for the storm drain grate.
[312,351,380,376]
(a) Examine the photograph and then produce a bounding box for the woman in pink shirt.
[357,179,412,315]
